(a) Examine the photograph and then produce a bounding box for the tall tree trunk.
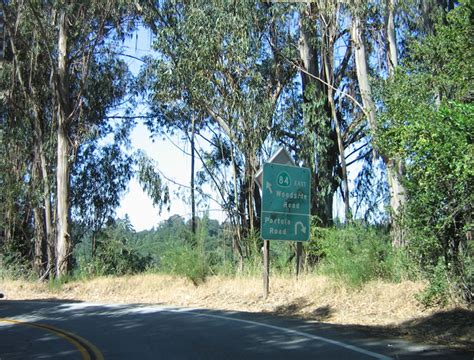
[32,143,46,276]
[299,3,337,226]
[246,151,259,234]
[352,5,406,246]
[44,120,55,277]
[299,4,319,93]
[3,143,23,250]
[230,144,244,271]
[33,207,46,276]
[385,0,398,77]
[190,115,196,240]
[238,178,249,241]
[4,207,13,247]
[56,121,71,276]
[385,0,407,247]
[329,89,350,221]
[299,4,323,223]
[32,104,54,277]
[322,7,351,222]
[55,9,72,277]
[41,158,54,276]
[386,160,406,246]
[351,15,377,133]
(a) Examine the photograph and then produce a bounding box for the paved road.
[0,300,470,359]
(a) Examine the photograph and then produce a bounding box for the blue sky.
[114,28,228,230]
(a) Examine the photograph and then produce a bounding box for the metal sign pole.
[296,242,302,279]
[263,240,270,298]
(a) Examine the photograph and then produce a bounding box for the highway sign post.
[256,148,311,298]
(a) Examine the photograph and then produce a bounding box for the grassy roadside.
[1,273,472,352]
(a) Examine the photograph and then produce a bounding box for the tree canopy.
[0,0,472,303]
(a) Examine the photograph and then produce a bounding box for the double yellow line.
[0,318,103,360]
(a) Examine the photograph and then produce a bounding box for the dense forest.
[0,0,472,305]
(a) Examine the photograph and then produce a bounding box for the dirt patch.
[1,274,472,351]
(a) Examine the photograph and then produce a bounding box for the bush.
[416,258,451,308]
[0,250,34,280]
[77,237,153,278]
[159,244,209,285]
[311,224,410,287]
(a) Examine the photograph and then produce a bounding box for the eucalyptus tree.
[140,0,295,263]
[71,137,135,258]
[298,2,339,225]
[348,0,413,245]
[296,1,362,224]
[0,0,144,278]
[142,0,381,244]
[0,0,56,276]
[348,0,464,246]
[28,0,146,277]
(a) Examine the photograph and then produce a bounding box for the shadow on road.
[0,299,472,359]
[266,303,473,354]
[394,309,474,351]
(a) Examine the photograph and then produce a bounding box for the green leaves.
[378,2,473,303]
[71,141,134,236]
[77,219,153,277]
[311,224,405,287]
[135,150,170,211]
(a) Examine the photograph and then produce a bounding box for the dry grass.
[1,274,426,323]
[1,274,472,350]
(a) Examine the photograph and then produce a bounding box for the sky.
[115,119,229,231]
[116,125,189,230]
[114,29,228,231]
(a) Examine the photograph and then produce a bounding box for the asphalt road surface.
[0,300,471,359]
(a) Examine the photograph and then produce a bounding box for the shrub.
[416,258,450,308]
[159,244,209,285]
[77,237,152,277]
[311,224,409,287]
[0,245,34,280]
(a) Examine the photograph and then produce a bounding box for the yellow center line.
[0,318,104,360]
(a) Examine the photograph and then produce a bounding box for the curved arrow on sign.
[294,221,306,235]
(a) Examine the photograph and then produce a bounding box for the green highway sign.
[261,163,311,241]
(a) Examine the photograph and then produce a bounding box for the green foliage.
[311,225,411,287]
[136,151,170,211]
[0,0,140,278]
[403,1,473,103]
[48,274,76,291]
[300,84,338,224]
[76,219,152,278]
[150,216,210,285]
[379,2,473,304]
[269,242,296,275]
[129,214,229,285]
[158,244,209,286]
[140,1,304,262]
[0,246,34,281]
[0,0,471,313]
[72,141,134,239]
[416,258,451,308]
